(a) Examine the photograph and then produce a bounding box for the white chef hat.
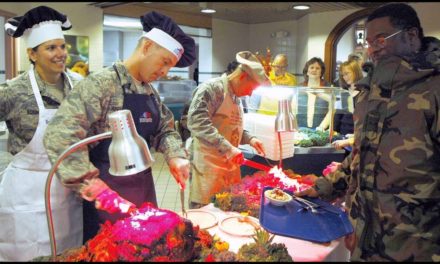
[5,5,71,48]
[236,51,270,85]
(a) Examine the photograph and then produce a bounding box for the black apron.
[83,65,160,243]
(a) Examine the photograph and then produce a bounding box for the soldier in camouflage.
[0,6,83,261]
[187,51,268,208]
[43,11,196,243]
[295,3,440,261]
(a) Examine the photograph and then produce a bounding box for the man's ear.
[407,27,420,43]
[142,39,154,55]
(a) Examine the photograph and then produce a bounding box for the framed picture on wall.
[65,35,89,77]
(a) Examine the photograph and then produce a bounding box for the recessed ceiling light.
[293,5,310,10]
[201,8,216,14]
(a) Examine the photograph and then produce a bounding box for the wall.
[249,20,298,74]
[0,2,103,73]
[3,2,440,78]
[411,2,440,39]
[0,16,5,83]
[211,18,249,74]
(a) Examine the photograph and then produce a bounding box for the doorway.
[324,7,375,83]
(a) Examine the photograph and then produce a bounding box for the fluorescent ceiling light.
[201,8,216,14]
[293,5,310,10]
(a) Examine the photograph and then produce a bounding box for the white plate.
[218,215,261,237]
[178,209,218,229]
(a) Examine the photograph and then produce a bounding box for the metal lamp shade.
[107,110,154,176]
[275,99,298,132]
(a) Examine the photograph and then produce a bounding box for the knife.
[242,158,272,172]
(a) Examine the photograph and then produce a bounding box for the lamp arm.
[45,131,112,260]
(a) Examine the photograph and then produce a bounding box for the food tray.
[259,186,353,243]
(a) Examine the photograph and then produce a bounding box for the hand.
[168,157,190,189]
[249,137,266,156]
[332,139,348,150]
[80,178,135,214]
[228,147,244,165]
[294,186,319,198]
[322,161,341,176]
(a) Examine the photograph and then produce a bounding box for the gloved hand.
[80,178,135,214]
[322,161,341,177]
[168,157,190,189]
[249,137,266,156]
[227,146,244,165]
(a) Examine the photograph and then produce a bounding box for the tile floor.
[151,151,190,212]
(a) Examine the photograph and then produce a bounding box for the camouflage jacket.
[315,37,440,261]
[43,61,186,192]
[0,69,81,154]
[187,74,256,158]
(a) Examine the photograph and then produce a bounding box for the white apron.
[190,76,244,204]
[0,68,83,261]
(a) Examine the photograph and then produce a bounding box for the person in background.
[297,57,332,130]
[268,53,297,86]
[254,53,297,116]
[187,51,268,208]
[43,11,196,243]
[332,59,363,150]
[0,6,83,261]
[295,3,440,261]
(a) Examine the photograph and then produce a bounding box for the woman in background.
[297,57,331,130]
[332,60,363,150]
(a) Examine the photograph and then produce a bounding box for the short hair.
[338,60,363,89]
[367,3,424,40]
[348,53,362,63]
[226,60,239,74]
[302,57,326,83]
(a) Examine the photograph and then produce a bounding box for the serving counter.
[198,203,350,262]
[240,144,346,176]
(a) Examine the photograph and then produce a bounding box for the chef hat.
[236,51,270,85]
[4,5,71,49]
[140,11,196,68]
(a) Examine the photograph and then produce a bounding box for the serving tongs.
[290,194,342,215]
[179,183,187,218]
[241,158,272,172]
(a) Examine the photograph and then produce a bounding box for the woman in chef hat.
[0,5,83,261]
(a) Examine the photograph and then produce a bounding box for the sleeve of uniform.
[241,129,256,145]
[43,76,110,193]
[187,82,235,157]
[149,88,187,163]
[314,152,352,202]
[0,81,15,121]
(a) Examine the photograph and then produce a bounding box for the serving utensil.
[179,183,187,218]
[242,158,272,172]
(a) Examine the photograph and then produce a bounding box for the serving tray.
[259,186,353,243]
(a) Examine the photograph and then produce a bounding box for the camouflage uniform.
[0,69,81,155]
[43,61,186,192]
[315,37,440,261]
